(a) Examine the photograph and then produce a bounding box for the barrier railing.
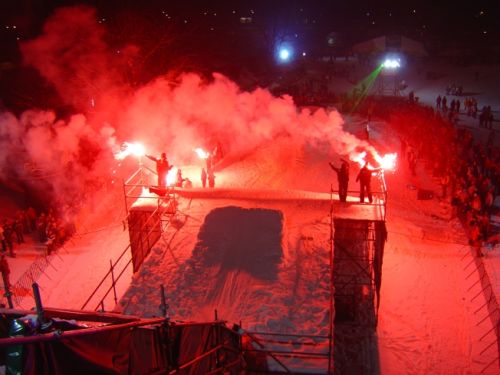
[462,247,500,373]
[243,330,331,374]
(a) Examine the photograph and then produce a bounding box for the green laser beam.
[348,64,383,113]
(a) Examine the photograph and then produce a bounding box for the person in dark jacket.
[201,168,207,188]
[356,163,379,203]
[3,221,15,257]
[329,159,350,202]
[146,152,173,187]
[0,253,11,290]
[175,169,185,188]
[208,169,216,188]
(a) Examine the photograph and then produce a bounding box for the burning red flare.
[375,153,397,171]
[195,147,210,159]
[350,150,397,171]
[115,142,146,160]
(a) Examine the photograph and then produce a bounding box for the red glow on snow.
[195,147,210,159]
[114,142,146,160]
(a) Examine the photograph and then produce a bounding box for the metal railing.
[243,330,332,374]
[81,205,163,311]
[81,165,177,312]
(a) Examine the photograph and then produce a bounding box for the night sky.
[1,0,497,45]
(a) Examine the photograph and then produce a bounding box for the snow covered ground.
[1,58,499,374]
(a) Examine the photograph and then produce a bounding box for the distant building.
[350,35,428,60]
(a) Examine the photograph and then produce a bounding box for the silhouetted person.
[329,159,350,202]
[146,152,172,187]
[208,169,215,188]
[0,253,11,291]
[201,168,207,188]
[175,169,185,188]
[356,163,379,203]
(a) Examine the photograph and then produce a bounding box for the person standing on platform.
[329,159,350,202]
[175,169,185,188]
[208,169,216,188]
[201,168,207,188]
[356,163,379,203]
[146,152,172,187]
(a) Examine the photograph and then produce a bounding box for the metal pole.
[328,185,334,375]
[110,260,118,306]
[138,158,144,185]
[163,317,172,372]
[122,178,128,218]
[160,284,169,317]
[32,283,51,330]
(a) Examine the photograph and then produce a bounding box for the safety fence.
[462,248,500,373]
[7,246,63,308]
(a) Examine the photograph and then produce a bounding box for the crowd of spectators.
[388,99,498,257]
[0,205,77,258]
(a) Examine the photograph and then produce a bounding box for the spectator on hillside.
[3,221,15,257]
[26,207,36,232]
[440,172,450,199]
[14,218,24,244]
[436,95,442,109]
[407,147,417,176]
[0,225,5,254]
[0,253,11,290]
[469,220,484,257]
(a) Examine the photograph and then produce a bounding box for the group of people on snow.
[1,207,76,259]
[436,93,494,129]
[393,99,498,258]
[146,151,216,189]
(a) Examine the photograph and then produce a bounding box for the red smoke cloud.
[1,5,378,210]
[20,5,131,115]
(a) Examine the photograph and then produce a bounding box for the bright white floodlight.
[279,47,291,62]
[382,58,401,70]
